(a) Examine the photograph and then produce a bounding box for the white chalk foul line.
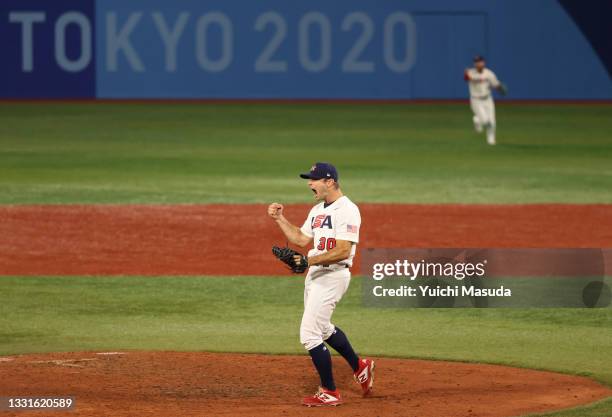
[29,359,98,368]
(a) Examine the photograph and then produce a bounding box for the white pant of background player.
[300,266,350,350]
[470,95,496,145]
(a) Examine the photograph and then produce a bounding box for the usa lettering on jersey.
[312,215,332,229]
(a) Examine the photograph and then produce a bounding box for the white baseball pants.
[300,266,351,351]
[470,96,497,144]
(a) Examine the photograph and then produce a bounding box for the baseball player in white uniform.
[464,55,507,145]
[267,162,375,407]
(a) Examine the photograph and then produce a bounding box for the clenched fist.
[267,203,284,220]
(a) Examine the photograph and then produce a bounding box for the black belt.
[321,264,349,269]
[471,95,490,100]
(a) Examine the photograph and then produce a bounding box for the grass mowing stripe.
[0,103,611,204]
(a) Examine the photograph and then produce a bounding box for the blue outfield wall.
[1,0,610,99]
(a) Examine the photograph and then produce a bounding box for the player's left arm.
[496,82,508,95]
[306,240,353,266]
[490,71,508,95]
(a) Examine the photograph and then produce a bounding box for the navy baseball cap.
[473,55,485,62]
[299,162,338,181]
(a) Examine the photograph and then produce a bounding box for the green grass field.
[1,103,611,204]
[0,103,611,416]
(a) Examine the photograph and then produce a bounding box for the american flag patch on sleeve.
[347,224,359,233]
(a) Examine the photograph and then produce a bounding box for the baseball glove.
[498,82,508,96]
[272,246,308,274]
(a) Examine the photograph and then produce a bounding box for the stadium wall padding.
[1,0,610,99]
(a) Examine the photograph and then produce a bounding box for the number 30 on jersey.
[317,237,337,251]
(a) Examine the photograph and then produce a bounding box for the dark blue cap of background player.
[473,55,485,62]
[299,162,338,181]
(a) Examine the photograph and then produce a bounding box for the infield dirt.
[1,204,611,276]
[0,351,610,417]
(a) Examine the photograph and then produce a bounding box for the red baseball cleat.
[354,358,375,396]
[302,387,343,407]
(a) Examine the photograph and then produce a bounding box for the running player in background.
[464,55,507,145]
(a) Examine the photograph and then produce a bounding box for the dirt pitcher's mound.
[0,352,610,417]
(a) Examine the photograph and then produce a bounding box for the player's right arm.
[267,203,313,248]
